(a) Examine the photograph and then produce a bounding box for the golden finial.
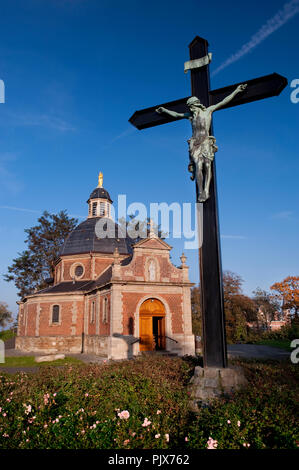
[98,172,103,188]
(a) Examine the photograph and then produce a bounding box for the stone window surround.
[90,299,96,324]
[70,262,85,280]
[49,303,62,326]
[102,296,108,324]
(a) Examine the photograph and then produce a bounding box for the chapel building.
[16,174,195,359]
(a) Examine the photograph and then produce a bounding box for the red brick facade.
[17,231,194,358]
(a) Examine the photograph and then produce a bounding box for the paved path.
[227,344,290,360]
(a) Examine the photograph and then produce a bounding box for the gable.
[133,237,171,251]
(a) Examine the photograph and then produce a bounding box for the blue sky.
[0,0,298,317]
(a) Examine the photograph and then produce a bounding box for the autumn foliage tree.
[4,211,78,298]
[270,276,299,321]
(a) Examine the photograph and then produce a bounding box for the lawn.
[254,339,292,351]
[0,355,298,449]
[0,356,84,368]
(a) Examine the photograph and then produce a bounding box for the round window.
[75,265,84,277]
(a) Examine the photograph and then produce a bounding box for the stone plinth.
[188,366,248,411]
[35,354,65,363]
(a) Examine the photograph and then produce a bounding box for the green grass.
[0,355,298,449]
[0,356,84,368]
[254,339,292,351]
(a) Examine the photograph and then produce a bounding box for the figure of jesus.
[156,83,247,202]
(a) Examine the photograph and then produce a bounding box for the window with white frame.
[52,305,60,323]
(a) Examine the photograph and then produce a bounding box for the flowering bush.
[0,356,298,449]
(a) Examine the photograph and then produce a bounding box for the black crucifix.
[129,36,287,368]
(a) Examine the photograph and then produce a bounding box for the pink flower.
[85,393,89,397]
[165,433,170,442]
[142,418,151,427]
[156,410,161,415]
[23,404,32,415]
[123,439,130,445]
[237,421,241,427]
[207,437,218,449]
[155,434,160,439]
[118,410,130,420]
[227,420,231,424]
[185,437,189,442]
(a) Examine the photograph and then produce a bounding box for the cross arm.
[129,96,190,130]
[209,73,288,111]
[129,73,287,130]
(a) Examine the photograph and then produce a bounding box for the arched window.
[52,305,60,323]
[102,297,108,324]
[92,202,97,216]
[100,202,105,216]
[90,300,95,323]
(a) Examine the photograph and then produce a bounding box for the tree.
[223,271,257,343]
[190,271,257,342]
[270,276,299,320]
[0,302,13,329]
[252,287,280,329]
[4,211,78,298]
[191,285,201,336]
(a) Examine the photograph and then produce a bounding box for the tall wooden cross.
[129,36,287,368]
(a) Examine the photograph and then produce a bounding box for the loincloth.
[188,135,218,163]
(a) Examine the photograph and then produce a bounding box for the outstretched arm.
[156,106,191,119]
[209,83,247,112]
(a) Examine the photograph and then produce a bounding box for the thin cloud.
[0,153,22,194]
[271,210,294,220]
[0,206,84,219]
[221,235,247,240]
[0,110,75,132]
[0,205,40,214]
[212,0,299,76]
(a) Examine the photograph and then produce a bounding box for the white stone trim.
[49,303,62,326]
[134,295,172,355]
[70,262,85,280]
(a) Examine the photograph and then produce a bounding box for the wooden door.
[139,316,154,351]
[157,317,166,350]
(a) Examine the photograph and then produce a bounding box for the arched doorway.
[139,298,166,351]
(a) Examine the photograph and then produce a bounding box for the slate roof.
[60,217,135,256]
[33,266,114,296]
[87,187,112,203]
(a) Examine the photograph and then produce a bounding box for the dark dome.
[60,217,133,256]
[87,187,112,203]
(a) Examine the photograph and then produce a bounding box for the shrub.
[0,356,298,449]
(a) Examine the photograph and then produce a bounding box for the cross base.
[188,365,248,410]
